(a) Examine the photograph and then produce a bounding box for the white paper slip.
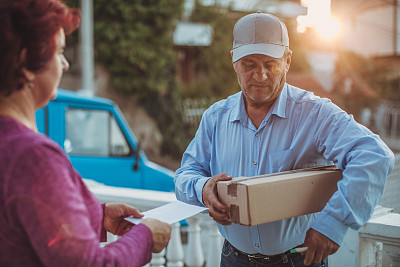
[124,200,208,225]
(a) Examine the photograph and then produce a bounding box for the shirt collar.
[230,84,288,122]
[271,83,288,119]
[230,93,247,123]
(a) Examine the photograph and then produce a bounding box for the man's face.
[233,51,291,107]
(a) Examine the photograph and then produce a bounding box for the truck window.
[64,108,131,157]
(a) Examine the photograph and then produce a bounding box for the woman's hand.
[103,203,143,236]
[140,218,172,253]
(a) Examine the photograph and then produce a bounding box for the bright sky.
[297,0,341,39]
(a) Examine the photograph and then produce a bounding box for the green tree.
[184,3,239,99]
[94,0,183,98]
[93,0,191,158]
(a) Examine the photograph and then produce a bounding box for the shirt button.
[253,160,257,165]
[255,132,259,137]
[255,244,259,248]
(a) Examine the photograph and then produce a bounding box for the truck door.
[35,107,47,134]
[63,107,143,189]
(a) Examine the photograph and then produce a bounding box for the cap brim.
[232,43,286,62]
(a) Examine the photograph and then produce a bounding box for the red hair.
[0,0,80,96]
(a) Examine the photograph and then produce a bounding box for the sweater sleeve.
[6,142,153,267]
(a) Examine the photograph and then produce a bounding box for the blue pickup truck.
[35,89,175,192]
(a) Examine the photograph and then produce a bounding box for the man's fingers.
[208,204,229,219]
[209,209,229,220]
[303,246,315,266]
[210,208,231,225]
[313,249,325,264]
[215,173,232,182]
[303,228,340,265]
[203,173,231,210]
[330,247,339,255]
[202,173,233,225]
[208,194,228,213]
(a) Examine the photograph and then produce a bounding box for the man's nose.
[253,66,268,81]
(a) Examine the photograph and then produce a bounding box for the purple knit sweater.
[0,115,153,266]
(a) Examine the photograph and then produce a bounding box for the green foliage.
[183,3,239,99]
[93,0,192,158]
[93,0,183,97]
[70,0,314,160]
[64,0,80,45]
[285,20,311,73]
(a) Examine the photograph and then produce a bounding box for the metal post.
[396,0,400,55]
[81,0,95,96]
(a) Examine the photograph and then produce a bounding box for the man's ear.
[230,50,238,71]
[19,49,35,82]
[285,50,292,72]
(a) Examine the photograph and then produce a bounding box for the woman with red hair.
[0,0,171,266]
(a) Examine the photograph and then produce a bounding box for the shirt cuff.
[311,211,349,246]
[195,176,211,205]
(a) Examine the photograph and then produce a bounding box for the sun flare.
[297,0,341,40]
[315,17,341,39]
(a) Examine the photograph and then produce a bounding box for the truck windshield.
[64,108,132,157]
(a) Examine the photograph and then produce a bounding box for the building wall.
[332,0,399,57]
[375,103,400,152]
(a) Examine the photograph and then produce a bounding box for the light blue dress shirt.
[174,83,395,255]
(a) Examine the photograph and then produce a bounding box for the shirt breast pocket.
[267,149,295,173]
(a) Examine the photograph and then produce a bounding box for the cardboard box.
[217,165,342,226]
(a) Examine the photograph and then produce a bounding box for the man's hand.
[303,228,339,265]
[104,203,143,236]
[141,218,172,253]
[202,173,232,225]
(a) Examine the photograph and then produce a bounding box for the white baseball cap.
[232,12,289,62]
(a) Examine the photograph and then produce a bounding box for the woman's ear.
[19,49,35,82]
[21,68,35,83]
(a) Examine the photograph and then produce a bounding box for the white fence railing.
[359,209,400,267]
[84,179,400,267]
[84,179,223,267]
